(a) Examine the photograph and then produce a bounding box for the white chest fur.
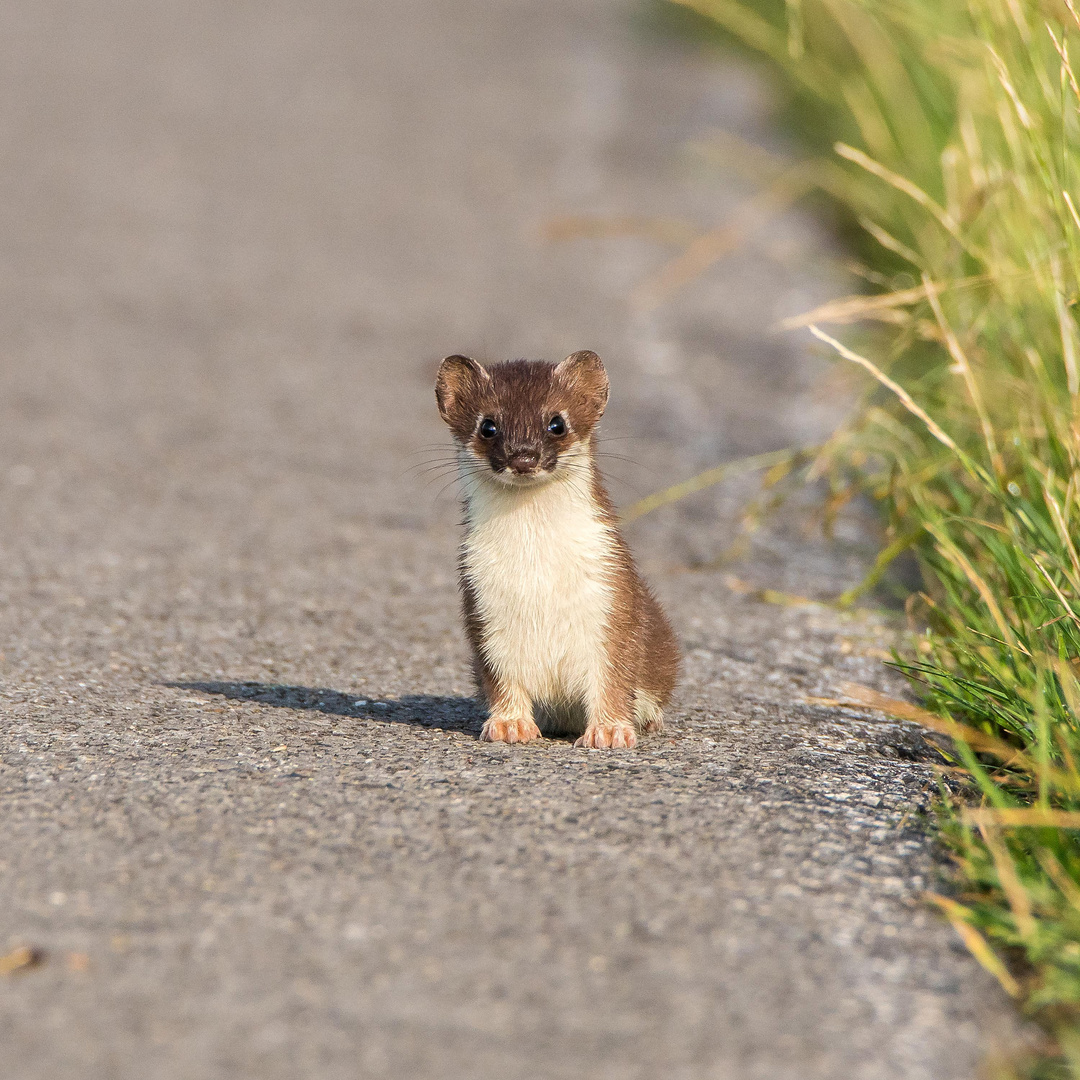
[461,465,615,708]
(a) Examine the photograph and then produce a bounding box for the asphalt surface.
[0,1,1021,1077]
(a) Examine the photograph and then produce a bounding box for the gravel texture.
[0,0,1022,1077]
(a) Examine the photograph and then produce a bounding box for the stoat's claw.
[481,716,542,744]
[575,723,637,749]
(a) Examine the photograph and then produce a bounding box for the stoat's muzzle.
[506,447,541,475]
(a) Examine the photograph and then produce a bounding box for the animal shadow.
[168,681,484,735]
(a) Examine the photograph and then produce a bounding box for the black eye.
[479,418,498,439]
[547,415,566,436]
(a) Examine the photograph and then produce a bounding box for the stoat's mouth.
[489,468,554,488]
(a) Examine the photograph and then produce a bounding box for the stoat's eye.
[479,418,498,439]
[547,415,566,437]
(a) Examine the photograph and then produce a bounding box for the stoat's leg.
[463,576,540,744]
[633,689,665,734]
[477,664,541,744]
[576,682,636,749]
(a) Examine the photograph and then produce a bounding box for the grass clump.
[665,0,1080,1069]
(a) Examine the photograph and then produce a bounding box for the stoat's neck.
[458,445,598,531]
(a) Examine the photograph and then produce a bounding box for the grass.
[649,0,1080,1072]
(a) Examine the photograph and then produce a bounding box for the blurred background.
[0,0,867,590]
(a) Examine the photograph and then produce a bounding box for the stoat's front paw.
[481,715,542,744]
[575,723,637,749]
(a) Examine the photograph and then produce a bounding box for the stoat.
[435,350,679,749]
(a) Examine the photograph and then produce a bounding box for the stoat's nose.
[507,449,540,474]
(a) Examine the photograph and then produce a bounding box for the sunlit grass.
[664,0,1080,1071]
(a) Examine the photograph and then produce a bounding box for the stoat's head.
[435,351,608,487]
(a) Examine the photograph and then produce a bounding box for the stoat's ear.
[435,355,489,425]
[555,350,609,422]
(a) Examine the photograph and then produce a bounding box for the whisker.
[406,443,456,456]
[432,476,470,502]
[403,454,462,467]
[401,466,461,484]
[425,476,463,496]
[402,455,464,466]
[595,452,654,471]
[606,476,648,498]
[407,462,463,477]
[404,457,459,469]
[415,474,461,490]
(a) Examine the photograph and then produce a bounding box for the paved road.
[0,1,1020,1077]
